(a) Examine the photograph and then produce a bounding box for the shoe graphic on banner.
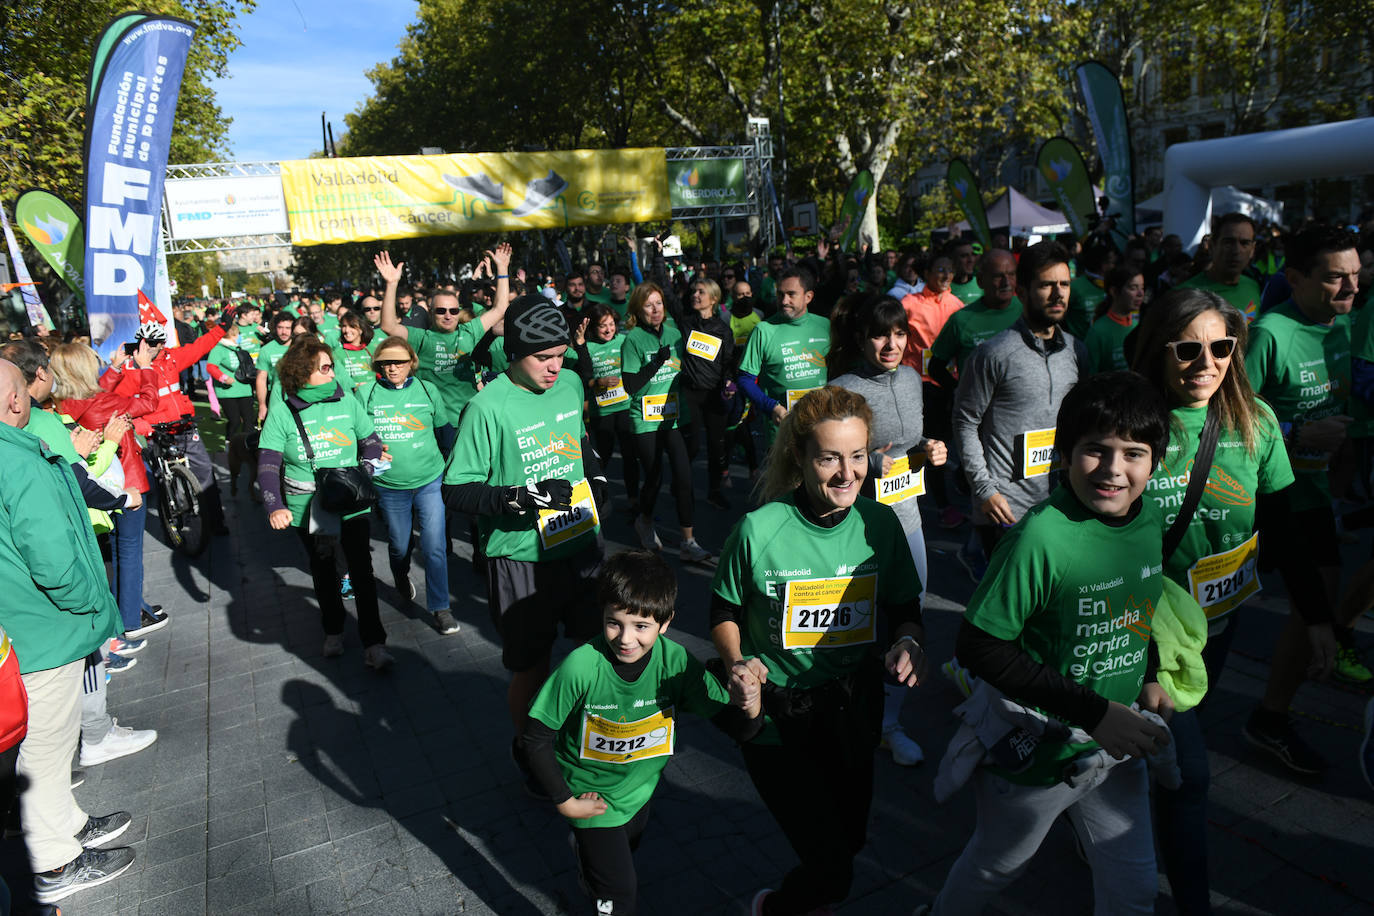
[442,173,504,205]
[512,170,568,216]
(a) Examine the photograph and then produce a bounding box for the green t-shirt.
[410,323,485,417]
[318,312,341,347]
[711,495,921,694]
[928,296,1022,379]
[258,387,375,526]
[621,324,687,434]
[1178,273,1262,324]
[255,339,290,384]
[1084,313,1135,373]
[738,312,831,408]
[332,341,381,393]
[208,338,256,400]
[950,277,981,305]
[1065,274,1106,339]
[527,638,729,829]
[356,378,448,490]
[443,371,596,562]
[1147,403,1292,618]
[966,485,1163,785]
[1244,300,1351,510]
[584,336,630,417]
[584,288,612,306]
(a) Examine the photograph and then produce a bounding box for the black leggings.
[681,386,728,494]
[295,514,385,647]
[571,801,651,915]
[590,409,640,505]
[220,396,255,482]
[633,426,693,527]
[921,380,953,508]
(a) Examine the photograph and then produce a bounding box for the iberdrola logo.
[22,213,67,246]
[1043,159,1072,182]
[677,167,699,188]
[951,178,968,200]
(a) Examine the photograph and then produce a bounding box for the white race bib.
[876,455,925,505]
[686,330,723,361]
[536,478,599,549]
[1021,427,1056,478]
[580,708,675,764]
[595,384,629,407]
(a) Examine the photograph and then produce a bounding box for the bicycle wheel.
[160,464,206,557]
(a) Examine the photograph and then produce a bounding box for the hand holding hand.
[1137,682,1175,723]
[374,251,404,285]
[269,509,293,530]
[1089,701,1169,759]
[885,637,927,687]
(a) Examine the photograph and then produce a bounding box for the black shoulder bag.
[233,348,257,385]
[1161,403,1221,562]
[288,403,378,515]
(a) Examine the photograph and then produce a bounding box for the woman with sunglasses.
[1132,287,1298,915]
[258,337,394,669]
[332,309,380,393]
[356,336,459,636]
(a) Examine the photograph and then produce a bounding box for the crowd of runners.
[0,214,1372,915]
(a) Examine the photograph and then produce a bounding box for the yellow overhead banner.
[279,149,670,246]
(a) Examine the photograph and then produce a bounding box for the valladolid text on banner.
[280,150,671,246]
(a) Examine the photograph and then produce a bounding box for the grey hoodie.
[832,362,927,533]
[952,318,1088,524]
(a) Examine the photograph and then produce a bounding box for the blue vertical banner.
[83,14,196,359]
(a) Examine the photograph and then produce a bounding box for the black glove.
[589,475,609,515]
[653,345,671,366]
[503,478,573,514]
[219,306,238,331]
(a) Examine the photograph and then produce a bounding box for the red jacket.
[100,325,225,426]
[61,367,161,493]
[0,625,27,754]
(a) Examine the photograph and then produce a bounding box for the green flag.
[946,160,992,249]
[15,190,84,299]
[833,170,874,254]
[1076,61,1134,248]
[1037,137,1096,240]
[87,12,147,106]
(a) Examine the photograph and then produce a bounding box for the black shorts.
[486,545,602,671]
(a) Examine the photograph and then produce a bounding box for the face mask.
[732,296,755,316]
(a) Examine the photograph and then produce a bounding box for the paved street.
[13,426,1374,915]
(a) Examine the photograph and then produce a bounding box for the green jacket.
[0,422,120,673]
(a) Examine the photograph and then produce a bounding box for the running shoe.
[634,515,662,551]
[433,610,461,635]
[104,653,136,675]
[364,644,394,671]
[512,170,568,217]
[397,574,417,603]
[80,718,158,767]
[956,545,987,584]
[71,768,86,789]
[1361,698,1374,791]
[942,658,975,698]
[881,725,925,766]
[441,172,504,205]
[125,606,168,638]
[340,575,354,600]
[1243,710,1326,775]
[750,889,774,916]
[75,812,131,849]
[679,539,713,565]
[105,637,145,657]
[322,634,345,658]
[1335,641,1373,684]
[938,505,966,529]
[34,846,136,904]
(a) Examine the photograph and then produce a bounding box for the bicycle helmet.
[134,321,168,343]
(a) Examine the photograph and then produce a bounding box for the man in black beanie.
[441,294,607,795]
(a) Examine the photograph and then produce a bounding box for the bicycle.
[143,418,206,556]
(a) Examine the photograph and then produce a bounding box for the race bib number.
[782,574,878,650]
[641,392,679,422]
[877,455,925,506]
[580,708,675,764]
[537,478,600,549]
[595,384,629,407]
[1021,427,1056,478]
[920,347,933,377]
[785,387,819,411]
[1187,532,1260,619]
[686,331,723,361]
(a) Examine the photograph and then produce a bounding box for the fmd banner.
[279,150,671,245]
[83,14,196,358]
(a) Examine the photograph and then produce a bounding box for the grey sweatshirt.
[832,362,927,533]
[952,318,1089,524]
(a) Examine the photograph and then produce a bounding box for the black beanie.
[504,294,570,361]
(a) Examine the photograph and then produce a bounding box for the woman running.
[710,386,925,915]
[572,302,640,514]
[674,277,735,509]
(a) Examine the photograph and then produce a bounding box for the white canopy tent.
[956,186,1070,235]
[1136,185,1283,228]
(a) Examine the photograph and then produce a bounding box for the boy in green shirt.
[927,372,1172,916]
[521,550,760,916]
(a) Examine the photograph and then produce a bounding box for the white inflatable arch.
[1162,116,1374,252]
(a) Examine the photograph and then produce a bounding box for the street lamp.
[216,275,223,299]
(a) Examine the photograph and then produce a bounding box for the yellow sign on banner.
[280,150,671,245]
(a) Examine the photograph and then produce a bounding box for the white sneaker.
[364,644,394,671]
[322,634,344,658]
[881,725,924,766]
[633,515,662,551]
[80,719,158,767]
[678,539,712,564]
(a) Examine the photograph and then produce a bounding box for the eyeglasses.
[1165,337,1237,362]
[432,307,460,316]
[362,306,382,313]
[375,359,409,368]
[317,363,335,373]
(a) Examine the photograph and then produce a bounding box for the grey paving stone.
[269,813,331,859]
[207,806,267,848]
[271,841,341,894]
[206,830,271,878]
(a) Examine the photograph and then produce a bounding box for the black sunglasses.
[375,359,409,368]
[1165,337,1237,362]
[432,307,460,316]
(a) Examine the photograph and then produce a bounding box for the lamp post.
[216,275,223,299]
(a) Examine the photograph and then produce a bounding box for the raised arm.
[375,251,409,340]
[475,242,513,335]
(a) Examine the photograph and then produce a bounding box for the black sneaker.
[1243,712,1326,775]
[34,846,136,903]
[75,811,132,848]
[125,606,168,639]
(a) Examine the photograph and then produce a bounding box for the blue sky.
[208,1,414,163]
